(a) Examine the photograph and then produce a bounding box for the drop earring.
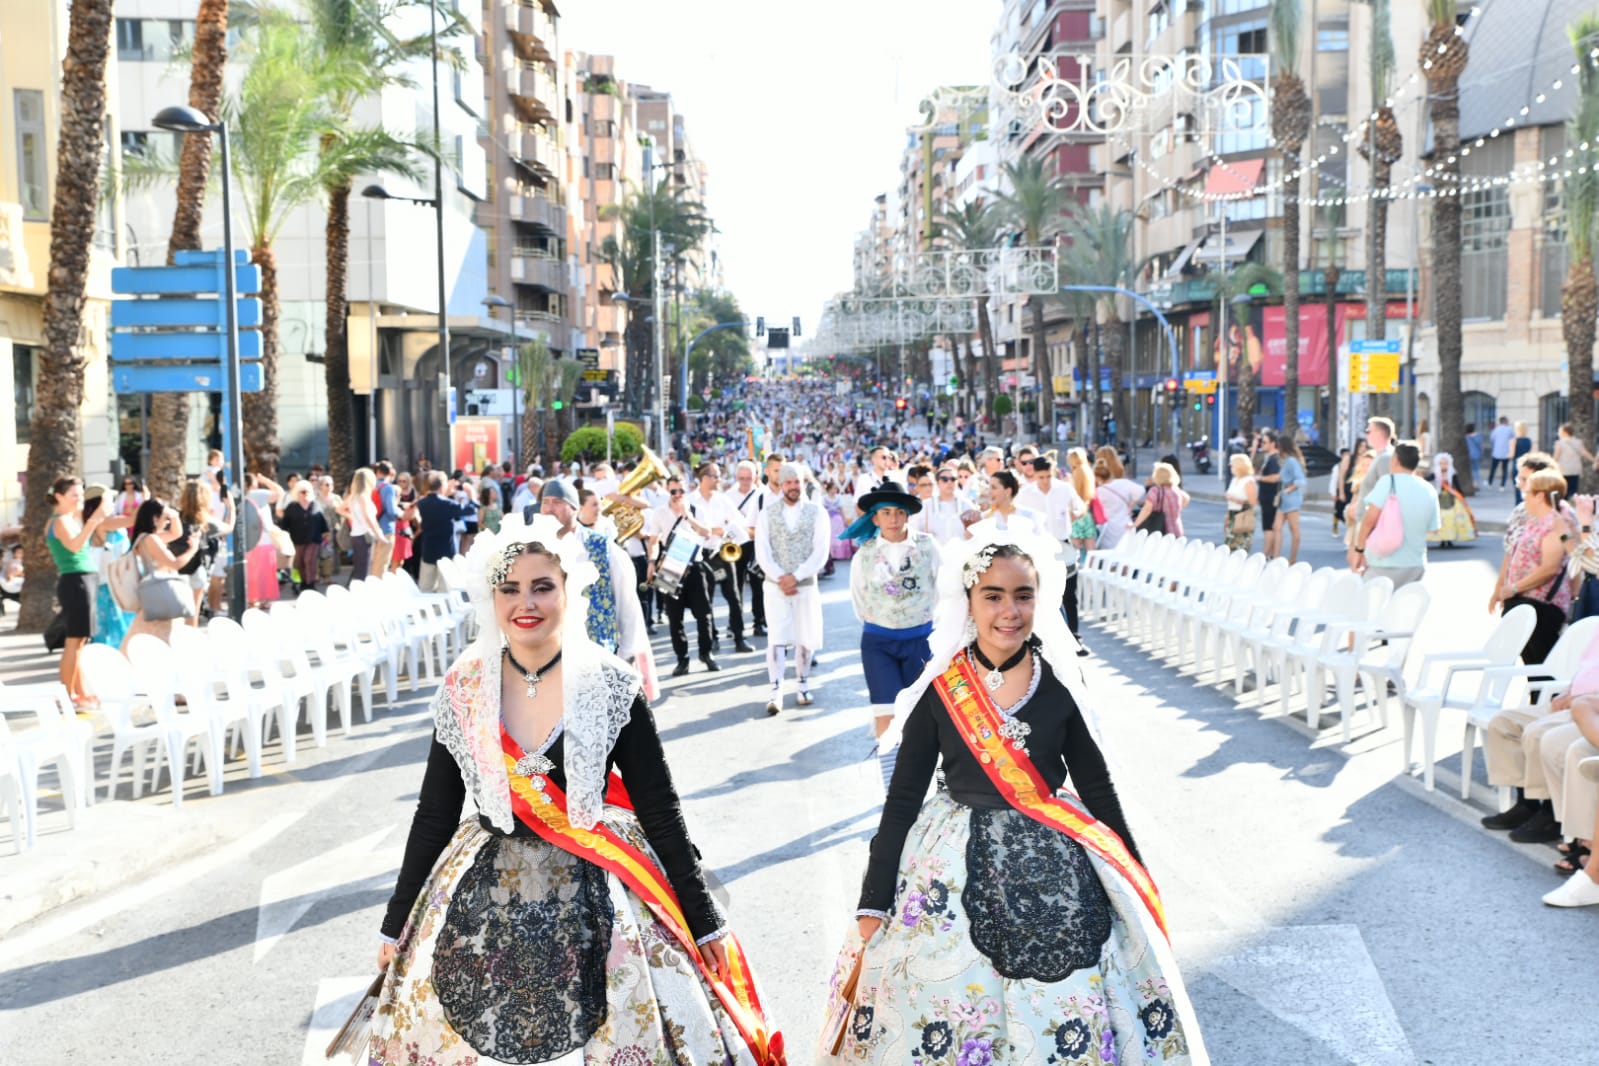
[963,617,978,645]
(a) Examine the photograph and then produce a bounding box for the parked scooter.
[1188,436,1213,475]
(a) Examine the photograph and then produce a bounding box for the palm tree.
[1214,261,1284,438]
[994,156,1071,433]
[518,334,553,461]
[1562,15,1599,492]
[600,181,715,417]
[1356,0,1403,371]
[1270,0,1311,432]
[932,199,1002,419]
[1060,203,1137,442]
[1315,202,1347,444]
[1421,0,1473,492]
[555,357,586,453]
[145,0,231,503]
[308,0,443,489]
[16,0,115,631]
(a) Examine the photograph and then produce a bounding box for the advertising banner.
[452,417,503,473]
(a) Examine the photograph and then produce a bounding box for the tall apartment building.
[1096,0,1425,447]
[0,2,120,524]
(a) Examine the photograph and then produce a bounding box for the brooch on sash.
[513,751,555,803]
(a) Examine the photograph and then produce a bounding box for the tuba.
[601,445,671,545]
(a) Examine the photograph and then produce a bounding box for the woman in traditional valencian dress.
[1426,451,1477,547]
[821,529,1206,1065]
[371,513,783,1065]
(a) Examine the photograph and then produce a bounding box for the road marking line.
[255,826,399,962]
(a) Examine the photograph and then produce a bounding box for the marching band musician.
[726,459,769,638]
[753,462,830,716]
[688,461,754,655]
[646,475,721,677]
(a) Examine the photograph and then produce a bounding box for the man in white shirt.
[754,462,831,715]
[537,481,651,673]
[646,475,718,674]
[1489,416,1516,487]
[726,459,768,637]
[855,445,894,496]
[1016,454,1088,642]
[688,461,754,654]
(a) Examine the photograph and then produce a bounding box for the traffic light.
[1162,377,1180,397]
[792,316,802,338]
[756,316,766,337]
[1205,394,1216,407]
[895,397,908,412]
[552,399,564,411]
[1192,399,1201,412]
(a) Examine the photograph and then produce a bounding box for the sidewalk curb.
[0,803,232,937]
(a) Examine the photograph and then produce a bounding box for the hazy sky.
[559,0,996,338]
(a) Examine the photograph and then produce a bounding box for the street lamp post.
[152,105,247,621]
[362,183,448,467]
[681,320,747,419]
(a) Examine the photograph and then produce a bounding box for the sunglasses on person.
[669,489,685,496]
[938,475,956,482]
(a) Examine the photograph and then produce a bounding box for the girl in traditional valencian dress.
[371,514,783,1065]
[820,529,1206,1065]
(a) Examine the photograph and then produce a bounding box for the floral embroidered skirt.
[370,815,757,1066]
[1427,493,1476,545]
[825,791,1201,1066]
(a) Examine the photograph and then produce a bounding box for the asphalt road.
[0,517,1591,1065]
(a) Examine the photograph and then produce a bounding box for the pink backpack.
[1366,475,1406,557]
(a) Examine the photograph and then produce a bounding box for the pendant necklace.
[968,641,1031,694]
[505,647,562,700]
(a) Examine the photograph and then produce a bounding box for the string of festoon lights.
[1119,20,1599,210]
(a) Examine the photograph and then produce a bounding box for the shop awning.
[1194,231,1263,265]
[1203,157,1265,197]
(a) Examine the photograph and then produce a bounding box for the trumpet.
[718,540,743,564]
[600,445,671,545]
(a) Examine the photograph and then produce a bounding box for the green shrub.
[687,395,704,411]
[992,394,1014,417]
[561,423,643,463]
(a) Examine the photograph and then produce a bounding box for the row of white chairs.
[0,568,474,851]
[1079,531,1596,799]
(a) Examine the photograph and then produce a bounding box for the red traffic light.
[1205,394,1216,406]
[1162,377,1180,392]
[894,397,908,410]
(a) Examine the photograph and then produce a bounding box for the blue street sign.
[113,363,264,394]
[111,262,261,296]
[111,330,262,362]
[1350,338,1402,354]
[111,296,262,329]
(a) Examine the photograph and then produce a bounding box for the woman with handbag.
[1131,462,1188,538]
[47,477,109,707]
[243,473,287,606]
[120,499,201,653]
[342,467,386,584]
[1223,453,1258,552]
[83,485,136,649]
[369,515,782,1065]
[821,532,1203,1064]
[1490,470,1575,666]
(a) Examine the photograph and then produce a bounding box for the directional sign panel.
[111,330,263,363]
[111,262,261,296]
[111,296,262,329]
[114,363,264,394]
[1349,352,1400,394]
[1350,338,1402,355]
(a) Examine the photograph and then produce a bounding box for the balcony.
[510,128,560,173]
[511,251,566,291]
[509,191,565,232]
[514,309,562,337]
[506,64,557,121]
[511,1,554,50]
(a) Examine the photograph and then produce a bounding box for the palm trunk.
[1088,317,1103,443]
[1323,265,1339,444]
[1029,296,1049,436]
[1234,305,1258,438]
[147,0,230,501]
[977,295,998,427]
[1430,79,1473,494]
[17,0,113,632]
[1282,157,1302,434]
[1563,256,1598,493]
[1361,159,1393,448]
[323,178,355,490]
[520,392,538,470]
[1103,315,1127,443]
[243,244,281,477]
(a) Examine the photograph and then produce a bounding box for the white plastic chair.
[207,617,294,768]
[1254,571,1364,717]
[0,726,23,854]
[1218,562,1312,696]
[1192,553,1269,682]
[1294,576,1394,730]
[1170,549,1248,672]
[125,633,226,805]
[1458,616,1599,800]
[1399,604,1539,792]
[294,593,376,725]
[0,683,84,848]
[79,643,165,801]
[1315,582,1432,743]
[326,584,401,704]
[1239,568,1335,708]
[244,607,340,748]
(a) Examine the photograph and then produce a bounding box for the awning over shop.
[1194,231,1263,265]
[1164,238,1204,279]
[1203,157,1264,197]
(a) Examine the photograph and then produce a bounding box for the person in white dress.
[968,470,1047,540]
[914,464,979,545]
[753,462,831,715]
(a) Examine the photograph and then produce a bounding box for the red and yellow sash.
[933,653,1169,941]
[500,729,785,1066]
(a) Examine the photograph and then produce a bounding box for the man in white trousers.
[753,462,830,715]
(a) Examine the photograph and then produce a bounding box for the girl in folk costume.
[820,529,1205,1066]
[1426,451,1477,546]
[371,514,783,1066]
[844,481,942,788]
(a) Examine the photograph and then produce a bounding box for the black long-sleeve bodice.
[858,658,1140,914]
[382,694,724,941]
